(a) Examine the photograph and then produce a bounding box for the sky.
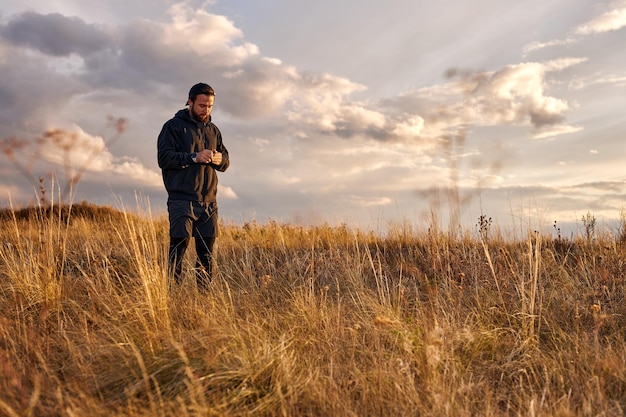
[0,0,625,236]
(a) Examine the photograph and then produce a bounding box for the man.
[157,83,230,291]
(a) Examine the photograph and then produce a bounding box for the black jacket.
[157,109,230,203]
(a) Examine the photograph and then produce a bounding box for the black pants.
[167,200,218,291]
[168,236,215,291]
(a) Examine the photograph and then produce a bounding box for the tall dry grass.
[1,202,626,416]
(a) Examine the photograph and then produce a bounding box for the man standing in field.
[157,83,230,292]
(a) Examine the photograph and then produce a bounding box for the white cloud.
[522,37,576,56]
[391,116,425,138]
[403,59,585,138]
[471,62,569,128]
[576,2,626,35]
[570,72,626,89]
[263,57,282,65]
[218,185,238,199]
[544,57,589,71]
[287,73,368,131]
[163,4,258,65]
[523,2,626,56]
[532,124,584,140]
[37,125,161,188]
[249,137,270,149]
[343,195,392,207]
[268,169,301,186]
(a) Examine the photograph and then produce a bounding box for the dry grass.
[1,203,626,416]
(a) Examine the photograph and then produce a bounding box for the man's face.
[188,94,214,123]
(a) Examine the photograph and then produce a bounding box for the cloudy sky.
[0,0,625,235]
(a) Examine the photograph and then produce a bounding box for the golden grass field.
[1,202,626,416]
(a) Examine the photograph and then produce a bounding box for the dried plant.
[0,116,127,205]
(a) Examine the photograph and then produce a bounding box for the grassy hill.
[1,203,626,416]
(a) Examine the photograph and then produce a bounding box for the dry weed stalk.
[0,116,127,205]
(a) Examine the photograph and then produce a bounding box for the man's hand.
[210,151,222,165]
[195,149,213,164]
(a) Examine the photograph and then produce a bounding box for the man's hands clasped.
[195,149,222,165]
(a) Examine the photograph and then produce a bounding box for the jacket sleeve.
[212,127,230,172]
[157,121,194,169]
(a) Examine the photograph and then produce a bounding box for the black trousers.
[167,200,218,291]
[168,236,215,291]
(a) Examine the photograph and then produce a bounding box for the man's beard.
[190,108,209,123]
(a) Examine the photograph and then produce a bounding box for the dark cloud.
[0,12,112,56]
[81,20,194,91]
[0,47,84,135]
[529,109,565,126]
